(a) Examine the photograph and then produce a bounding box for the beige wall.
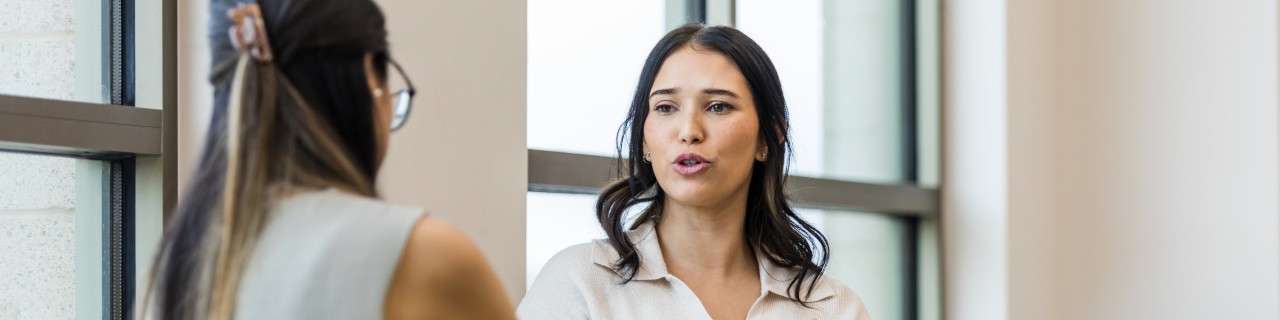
[946,1,1280,319]
[374,0,527,301]
[179,0,528,302]
[177,0,210,190]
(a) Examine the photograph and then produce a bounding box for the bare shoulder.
[384,215,515,320]
[407,216,484,267]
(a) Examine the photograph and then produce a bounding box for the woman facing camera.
[140,0,514,319]
[520,24,871,319]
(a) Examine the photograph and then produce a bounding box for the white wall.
[179,0,528,302]
[1,1,96,318]
[945,1,1280,319]
[941,0,1009,319]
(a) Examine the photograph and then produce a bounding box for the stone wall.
[0,0,81,318]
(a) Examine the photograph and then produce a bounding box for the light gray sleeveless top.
[234,189,425,319]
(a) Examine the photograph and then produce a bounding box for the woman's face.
[365,53,394,168]
[644,45,764,210]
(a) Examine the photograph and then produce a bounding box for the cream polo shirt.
[518,222,872,319]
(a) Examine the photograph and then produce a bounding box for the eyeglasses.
[387,58,415,131]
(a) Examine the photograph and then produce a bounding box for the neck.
[656,193,756,277]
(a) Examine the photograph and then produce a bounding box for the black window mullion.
[901,0,919,184]
[686,0,706,24]
[104,160,122,320]
[901,217,920,320]
[122,0,135,107]
[109,0,122,106]
[899,0,922,319]
[105,0,136,318]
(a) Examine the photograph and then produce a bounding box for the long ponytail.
[141,1,390,318]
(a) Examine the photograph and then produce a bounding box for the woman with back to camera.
[138,0,514,319]
[518,24,872,319]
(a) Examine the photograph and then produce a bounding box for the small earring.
[372,88,383,97]
[758,152,767,161]
[643,152,651,163]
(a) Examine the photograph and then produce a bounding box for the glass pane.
[527,0,666,157]
[0,0,107,103]
[0,153,80,319]
[739,2,925,320]
[737,0,909,184]
[526,192,604,288]
[526,0,668,289]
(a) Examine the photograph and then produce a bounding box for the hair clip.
[227,3,274,62]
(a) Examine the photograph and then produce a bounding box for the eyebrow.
[702,88,739,98]
[650,88,677,98]
[648,87,741,98]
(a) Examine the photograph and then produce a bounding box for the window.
[735,0,940,318]
[525,0,668,287]
[527,0,667,157]
[0,153,79,319]
[527,1,940,320]
[0,0,174,319]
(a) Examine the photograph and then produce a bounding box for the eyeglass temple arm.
[387,57,416,96]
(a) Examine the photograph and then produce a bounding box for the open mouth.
[672,153,711,175]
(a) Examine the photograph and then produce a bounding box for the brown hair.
[141,0,390,318]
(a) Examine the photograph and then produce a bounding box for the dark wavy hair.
[595,24,830,305]
[142,0,390,319]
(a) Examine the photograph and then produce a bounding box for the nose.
[677,111,704,145]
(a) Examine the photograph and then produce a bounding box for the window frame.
[0,0,176,318]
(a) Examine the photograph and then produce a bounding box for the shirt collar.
[591,220,669,281]
[591,221,836,302]
[757,249,837,302]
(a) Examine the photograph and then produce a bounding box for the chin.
[661,181,723,208]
